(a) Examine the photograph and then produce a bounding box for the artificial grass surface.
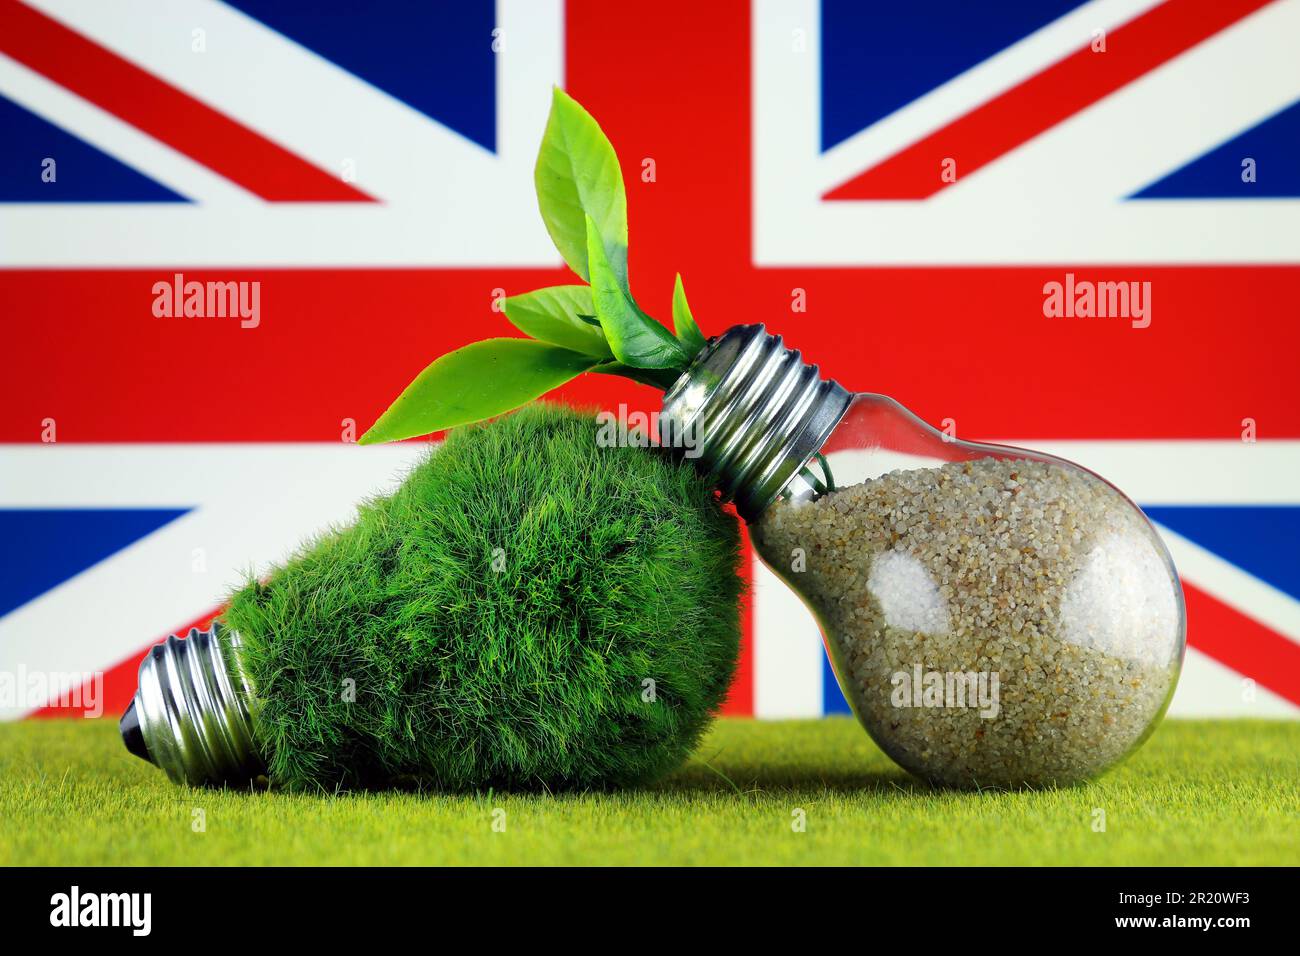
[1,717,1295,866]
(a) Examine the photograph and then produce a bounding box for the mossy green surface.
[221,403,743,792]
[1,718,1296,866]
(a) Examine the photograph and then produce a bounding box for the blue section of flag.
[0,95,187,202]
[1130,99,1300,198]
[822,651,852,714]
[1145,505,1300,602]
[819,0,1084,152]
[0,509,190,617]
[224,0,497,151]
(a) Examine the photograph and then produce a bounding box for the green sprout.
[360,88,704,445]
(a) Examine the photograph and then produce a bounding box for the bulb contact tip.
[119,701,150,763]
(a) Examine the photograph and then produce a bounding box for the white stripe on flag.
[1169,646,1297,717]
[0,50,254,203]
[752,554,823,718]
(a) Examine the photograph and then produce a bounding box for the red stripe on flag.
[3,265,1298,443]
[1184,582,1300,707]
[718,521,755,716]
[0,0,374,202]
[825,0,1277,200]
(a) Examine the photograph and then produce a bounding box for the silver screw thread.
[122,622,265,786]
[659,324,852,521]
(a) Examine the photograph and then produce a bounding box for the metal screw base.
[659,324,851,521]
[121,622,264,786]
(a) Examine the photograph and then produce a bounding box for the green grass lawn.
[1,717,1295,866]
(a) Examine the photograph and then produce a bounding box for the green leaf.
[358,339,599,444]
[503,286,611,358]
[671,273,707,355]
[534,87,628,285]
[585,216,688,370]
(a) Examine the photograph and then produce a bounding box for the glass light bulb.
[662,326,1185,789]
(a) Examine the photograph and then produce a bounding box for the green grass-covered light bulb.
[121,404,743,790]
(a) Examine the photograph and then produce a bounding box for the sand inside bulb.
[753,457,1182,788]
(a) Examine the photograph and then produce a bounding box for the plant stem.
[593,361,685,391]
[814,452,836,493]
[790,454,837,500]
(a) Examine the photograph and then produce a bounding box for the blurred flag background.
[2,0,1297,720]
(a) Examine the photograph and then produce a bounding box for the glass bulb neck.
[659,324,851,521]
[120,622,264,786]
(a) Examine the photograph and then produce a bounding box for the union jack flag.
[2,0,1297,721]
